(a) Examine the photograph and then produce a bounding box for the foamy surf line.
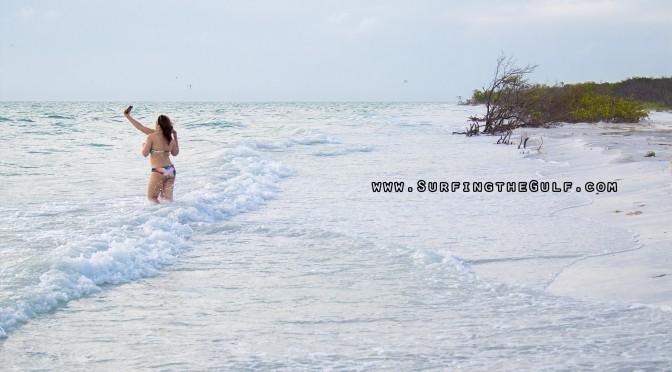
[0,145,293,338]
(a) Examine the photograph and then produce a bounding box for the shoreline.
[523,113,672,306]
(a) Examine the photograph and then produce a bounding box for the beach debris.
[518,132,529,149]
[497,130,513,144]
[614,210,622,213]
[644,150,655,157]
[515,133,543,152]
[625,210,643,215]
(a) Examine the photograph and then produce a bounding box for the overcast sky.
[1,0,670,101]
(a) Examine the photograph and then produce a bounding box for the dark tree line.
[591,77,672,107]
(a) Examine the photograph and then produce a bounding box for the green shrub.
[467,81,649,127]
[569,92,648,123]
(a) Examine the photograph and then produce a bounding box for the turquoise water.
[0,102,670,370]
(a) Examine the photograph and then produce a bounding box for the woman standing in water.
[124,106,180,203]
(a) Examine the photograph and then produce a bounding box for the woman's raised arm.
[124,106,154,135]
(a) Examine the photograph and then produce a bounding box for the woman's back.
[145,132,174,168]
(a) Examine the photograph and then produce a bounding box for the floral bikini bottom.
[151,164,176,180]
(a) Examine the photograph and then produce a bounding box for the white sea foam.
[0,141,291,337]
[313,146,375,157]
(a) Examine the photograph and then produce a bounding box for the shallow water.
[0,102,670,370]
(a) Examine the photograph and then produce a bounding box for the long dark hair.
[156,115,173,144]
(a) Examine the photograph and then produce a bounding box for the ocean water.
[0,102,670,370]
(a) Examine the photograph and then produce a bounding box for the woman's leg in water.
[161,176,176,201]
[147,172,165,203]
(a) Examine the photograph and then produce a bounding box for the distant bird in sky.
[403,80,408,84]
[186,85,192,90]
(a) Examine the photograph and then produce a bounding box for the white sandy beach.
[511,112,672,306]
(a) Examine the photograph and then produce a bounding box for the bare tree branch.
[468,53,538,136]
